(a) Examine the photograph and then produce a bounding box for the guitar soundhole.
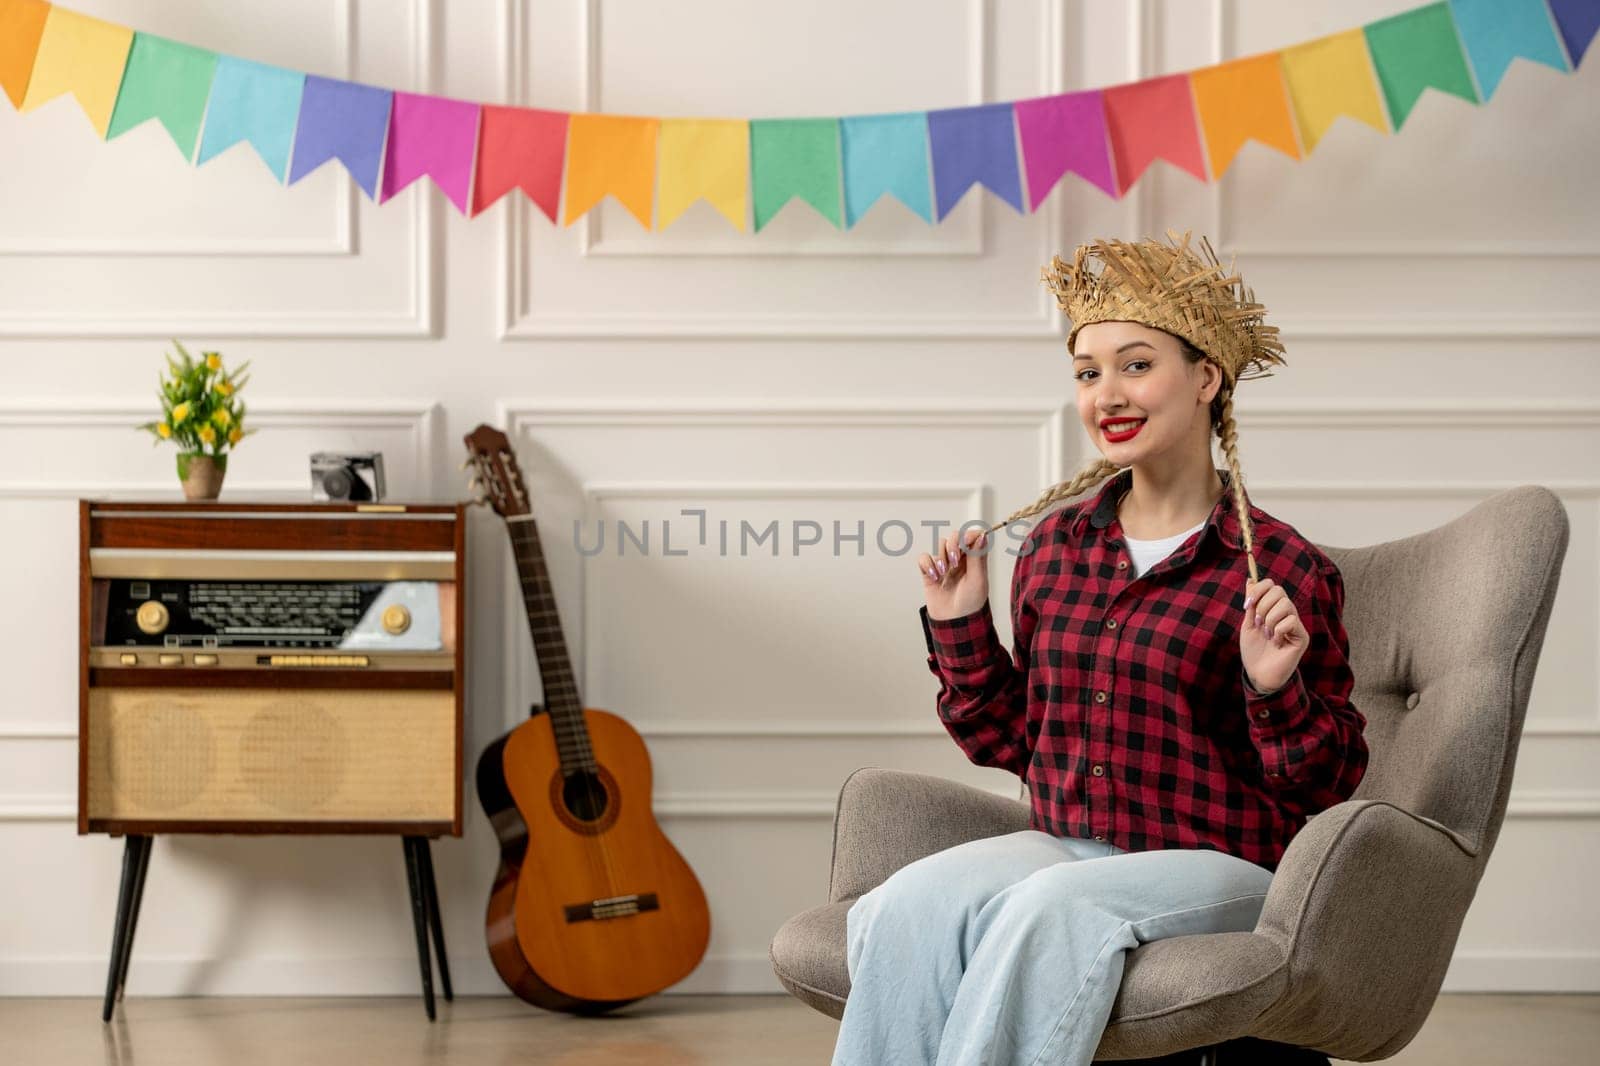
[562,770,609,822]
[547,764,623,835]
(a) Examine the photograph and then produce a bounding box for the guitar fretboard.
[507,517,595,771]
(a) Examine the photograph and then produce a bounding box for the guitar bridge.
[563,892,660,923]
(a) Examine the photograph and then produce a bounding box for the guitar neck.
[505,515,592,765]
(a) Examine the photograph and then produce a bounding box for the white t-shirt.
[1122,517,1207,578]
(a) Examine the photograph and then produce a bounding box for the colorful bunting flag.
[1448,0,1570,99]
[750,118,842,230]
[563,114,659,228]
[1013,90,1116,207]
[1279,30,1390,151]
[839,112,932,225]
[472,105,568,221]
[288,75,392,200]
[107,33,219,159]
[1364,2,1479,129]
[927,103,1023,220]
[196,56,305,182]
[928,104,1024,219]
[0,0,50,109]
[3,1,1592,232]
[19,6,132,137]
[1547,0,1600,66]
[1190,52,1302,179]
[380,91,481,215]
[1103,74,1208,194]
[658,118,749,230]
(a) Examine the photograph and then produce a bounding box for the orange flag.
[1190,52,1302,179]
[0,0,51,108]
[562,114,659,228]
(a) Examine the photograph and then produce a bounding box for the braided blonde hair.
[984,339,1264,583]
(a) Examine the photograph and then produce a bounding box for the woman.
[831,232,1369,1066]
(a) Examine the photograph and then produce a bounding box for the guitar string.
[513,520,622,901]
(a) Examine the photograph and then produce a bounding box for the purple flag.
[1014,90,1116,207]
[288,75,393,199]
[380,92,481,214]
[927,103,1024,220]
[1548,0,1600,65]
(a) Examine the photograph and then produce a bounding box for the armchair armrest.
[1248,799,1479,1061]
[828,767,1031,903]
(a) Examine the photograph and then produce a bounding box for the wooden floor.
[3,993,1596,1065]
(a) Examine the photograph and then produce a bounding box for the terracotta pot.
[177,452,227,500]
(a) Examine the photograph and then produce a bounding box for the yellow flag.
[563,114,659,228]
[1279,29,1389,153]
[20,6,132,137]
[656,119,748,231]
[1190,52,1301,180]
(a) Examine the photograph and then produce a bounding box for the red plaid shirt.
[920,467,1368,872]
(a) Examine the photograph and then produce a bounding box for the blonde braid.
[984,457,1121,535]
[1214,388,1260,583]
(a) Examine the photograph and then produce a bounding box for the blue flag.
[1449,0,1570,99]
[197,56,305,182]
[288,75,393,199]
[840,112,932,225]
[927,103,1024,221]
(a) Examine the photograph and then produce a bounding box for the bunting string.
[1,0,1594,231]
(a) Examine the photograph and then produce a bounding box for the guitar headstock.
[463,424,531,518]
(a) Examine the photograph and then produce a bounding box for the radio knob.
[381,604,412,635]
[136,601,170,635]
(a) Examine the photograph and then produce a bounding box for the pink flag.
[379,91,481,215]
[1014,90,1117,207]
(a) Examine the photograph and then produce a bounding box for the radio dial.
[381,604,412,635]
[135,601,170,635]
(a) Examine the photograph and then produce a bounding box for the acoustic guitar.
[464,424,711,1013]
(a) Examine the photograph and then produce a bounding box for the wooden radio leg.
[102,835,153,1023]
[402,836,452,1020]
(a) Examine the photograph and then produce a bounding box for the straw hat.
[1043,228,1286,386]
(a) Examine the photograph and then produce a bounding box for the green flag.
[1363,2,1478,130]
[107,33,219,158]
[751,118,842,231]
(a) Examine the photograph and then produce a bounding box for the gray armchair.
[770,485,1569,1063]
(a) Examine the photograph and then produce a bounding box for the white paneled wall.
[0,0,1596,997]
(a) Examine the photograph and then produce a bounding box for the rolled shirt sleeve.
[1243,561,1369,815]
[919,549,1037,779]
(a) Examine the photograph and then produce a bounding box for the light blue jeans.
[832,829,1276,1066]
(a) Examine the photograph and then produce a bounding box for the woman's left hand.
[1240,577,1308,695]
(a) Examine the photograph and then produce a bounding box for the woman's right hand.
[920,528,990,621]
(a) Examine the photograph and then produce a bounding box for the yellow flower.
[205,352,222,371]
[228,426,243,445]
[215,379,233,397]
[199,425,217,445]
[212,407,231,428]
[171,401,191,424]
[157,422,172,439]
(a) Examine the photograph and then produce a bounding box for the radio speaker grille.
[87,688,454,823]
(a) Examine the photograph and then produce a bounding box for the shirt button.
[1256,709,1270,720]
[1105,618,1117,630]
[1095,691,1107,703]
[1116,560,1128,570]
[1091,764,1104,777]
[1093,835,1105,842]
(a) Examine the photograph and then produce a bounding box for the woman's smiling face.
[1071,320,1220,462]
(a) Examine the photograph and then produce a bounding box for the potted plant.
[136,340,256,500]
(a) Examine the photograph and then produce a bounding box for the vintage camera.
[310,451,386,501]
